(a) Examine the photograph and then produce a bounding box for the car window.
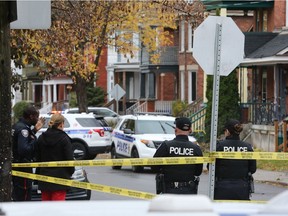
[76,118,102,127]
[119,119,129,131]
[95,118,109,127]
[126,120,135,131]
[98,109,115,117]
[41,117,70,128]
[67,109,79,114]
[135,120,175,134]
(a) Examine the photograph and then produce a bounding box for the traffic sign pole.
[208,23,222,200]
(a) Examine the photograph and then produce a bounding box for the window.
[262,69,267,102]
[140,73,146,98]
[148,73,155,98]
[191,72,197,101]
[76,118,102,127]
[135,120,175,134]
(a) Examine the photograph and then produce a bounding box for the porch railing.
[155,101,173,114]
[240,102,276,125]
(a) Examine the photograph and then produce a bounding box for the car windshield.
[135,120,175,134]
[76,118,103,127]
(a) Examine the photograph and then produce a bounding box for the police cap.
[175,117,191,131]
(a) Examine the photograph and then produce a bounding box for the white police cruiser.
[37,113,112,160]
[110,114,196,172]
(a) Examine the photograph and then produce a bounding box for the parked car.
[31,166,91,201]
[110,114,197,172]
[65,107,119,125]
[37,113,112,160]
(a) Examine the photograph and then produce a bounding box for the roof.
[241,31,288,66]
[244,32,278,57]
[202,0,274,11]
[247,32,288,58]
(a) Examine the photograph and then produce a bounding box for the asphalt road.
[85,166,287,201]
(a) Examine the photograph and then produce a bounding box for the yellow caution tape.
[12,151,288,168]
[12,156,213,168]
[12,170,156,200]
[211,152,288,160]
[12,170,268,203]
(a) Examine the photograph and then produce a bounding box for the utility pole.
[0,1,17,202]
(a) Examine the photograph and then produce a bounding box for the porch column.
[180,20,185,52]
[187,20,192,52]
[47,85,52,104]
[53,84,57,102]
[42,84,46,106]
[180,70,185,101]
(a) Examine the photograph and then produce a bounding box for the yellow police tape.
[12,170,267,204]
[12,170,156,200]
[11,152,288,202]
[12,152,288,168]
[12,156,213,168]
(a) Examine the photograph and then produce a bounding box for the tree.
[10,0,205,112]
[0,1,14,202]
[205,71,241,142]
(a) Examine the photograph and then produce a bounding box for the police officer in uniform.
[12,106,45,201]
[153,117,203,194]
[214,119,257,200]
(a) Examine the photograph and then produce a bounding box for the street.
[85,166,287,201]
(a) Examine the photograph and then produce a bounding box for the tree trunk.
[0,1,12,202]
[75,75,88,113]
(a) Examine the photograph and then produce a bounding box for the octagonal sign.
[193,16,244,76]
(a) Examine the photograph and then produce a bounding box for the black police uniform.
[12,118,37,201]
[153,135,203,194]
[214,138,257,200]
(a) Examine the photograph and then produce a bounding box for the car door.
[115,119,134,157]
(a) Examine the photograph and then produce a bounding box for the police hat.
[175,117,191,131]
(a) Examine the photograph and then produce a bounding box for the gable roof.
[244,32,278,56]
[247,32,288,58]
[241,31,288,66]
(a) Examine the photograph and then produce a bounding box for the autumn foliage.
[10,0,205,111]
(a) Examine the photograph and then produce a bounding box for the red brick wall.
[272,0,286,30]
[232,16,254,32]
[96,47,108,93]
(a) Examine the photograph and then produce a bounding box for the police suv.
[38,113,112,160]
[110,114,196,172]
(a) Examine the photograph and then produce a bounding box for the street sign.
[193,16,244,76]
[110,84,126,101]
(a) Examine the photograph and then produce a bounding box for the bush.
[172,100,188,117]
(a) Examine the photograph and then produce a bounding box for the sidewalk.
[253,169,288,186]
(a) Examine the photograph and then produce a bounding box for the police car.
[37,113,112,160]
[110,114,197,172]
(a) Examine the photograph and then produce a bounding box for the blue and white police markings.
[116,140,129,154]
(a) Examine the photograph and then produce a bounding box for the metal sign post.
[208,23,222,199]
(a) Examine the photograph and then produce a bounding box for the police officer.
[12,105,45,201]
[214,119,257,200]
[153,117,203,194]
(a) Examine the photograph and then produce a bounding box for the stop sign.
[193,16,244,76]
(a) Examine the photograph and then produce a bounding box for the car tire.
[87,153,97,160]
[111,146,121,170]
[72,141,88,160]
[131,148,143,173]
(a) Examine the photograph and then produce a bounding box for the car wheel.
[131,148,143,173]
[87,154,97,160]
[72,141,88,160]
[111,146,121,170]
